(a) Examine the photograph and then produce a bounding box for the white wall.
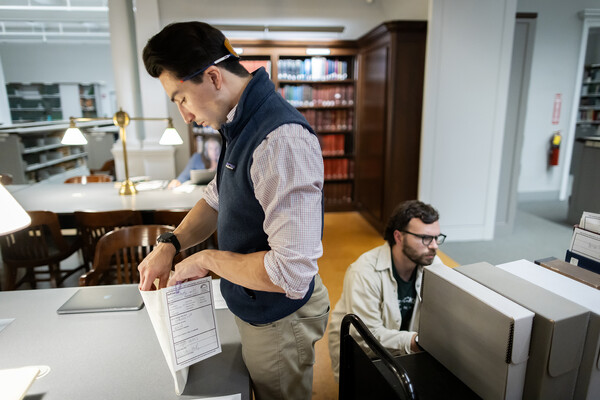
[420,0,517,241]
[0,55,10,126]
[0,42,114,86]
[516,0,600,199]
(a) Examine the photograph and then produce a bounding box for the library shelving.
[187,41,359,211]
[354,21,428,232]
[578,64,600,133]
[79,84,102,118]
[0,120,113,184]
[5,82,106,123]
[6,83,63,123]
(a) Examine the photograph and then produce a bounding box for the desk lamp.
[0,185,31,234]
[62,109,183,195]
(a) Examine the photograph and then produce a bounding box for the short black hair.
[142,21,248,83]
[384,200,440,247]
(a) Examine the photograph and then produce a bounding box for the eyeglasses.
[180,53,237,82]
[402,231,447,246]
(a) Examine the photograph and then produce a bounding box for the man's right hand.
[138,243,177,291]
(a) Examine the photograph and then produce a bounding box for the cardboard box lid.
[536,257,600,290]
[498,260,600,315]
[456,262,589,377]
[420,264,534,399]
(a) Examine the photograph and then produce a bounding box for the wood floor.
[312,212,458,400]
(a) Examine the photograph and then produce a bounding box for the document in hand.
[140,277,222,395]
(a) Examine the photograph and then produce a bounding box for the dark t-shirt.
[391,258,417,331]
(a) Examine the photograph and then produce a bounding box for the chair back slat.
[64,175,112,184]
[81,225,172,286]
[74,210,143,270]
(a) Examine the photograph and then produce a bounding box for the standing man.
[328,200,446,381]
[138,22,329,400]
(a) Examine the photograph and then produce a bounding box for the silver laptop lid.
[57,285,144,314]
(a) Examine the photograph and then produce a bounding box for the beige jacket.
[328,242,443,380]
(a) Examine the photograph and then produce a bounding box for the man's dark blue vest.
[216,67,321,324]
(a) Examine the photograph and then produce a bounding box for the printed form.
[141,276,222,394]
[166,279,221,370]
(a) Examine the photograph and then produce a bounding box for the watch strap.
[157,232,181,255]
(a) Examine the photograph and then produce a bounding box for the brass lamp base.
[119,179,137,196]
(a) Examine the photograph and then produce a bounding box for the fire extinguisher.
[549,131,561,166]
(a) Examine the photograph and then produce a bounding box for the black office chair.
[339,313,417,400]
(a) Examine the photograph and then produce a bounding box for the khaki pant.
[234,275,330,400]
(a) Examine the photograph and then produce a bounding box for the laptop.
[57,285,144,314]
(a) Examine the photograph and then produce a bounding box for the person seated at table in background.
[328,200,447,381]
[168,138,221,188]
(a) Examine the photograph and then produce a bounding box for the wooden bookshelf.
[355,21,428,232]
[186,21,427,222]
[189,40,359,211]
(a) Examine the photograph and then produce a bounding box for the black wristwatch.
[157,232,181,255]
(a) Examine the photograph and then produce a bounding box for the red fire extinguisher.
[549,131,561,166]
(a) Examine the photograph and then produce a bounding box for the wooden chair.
[64,175,112,184]
[74,210,143,271]
[0,211,84,290]
[90,159,115,179]
[0,173,14,185]
[79,225,173,286]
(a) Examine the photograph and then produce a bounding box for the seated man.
[328,200,447,381]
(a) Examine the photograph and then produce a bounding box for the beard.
[402,242,436,266]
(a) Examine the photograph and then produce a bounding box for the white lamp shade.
[62,127,88,145]
[0,185,31,235]
[159,127,183,145]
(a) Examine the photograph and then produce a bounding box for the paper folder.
[498,259,600,400]
[456,262,589,399]
[419,264,534,400]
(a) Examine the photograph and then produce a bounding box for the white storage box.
[497,259,600,399]
[420,263,534,400]
[456,262,589,399]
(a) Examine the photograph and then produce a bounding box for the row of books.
[324,158,353,180]
[580,84,599,95]
[319,134,346,156]
[279,84,354,107]
[324,182,353,205]
[583,66,600,82]
[277,58,349,81]
[300,109,354,132]
[240,60,272,76]
[579,96,600,106]
[578,109,600,122]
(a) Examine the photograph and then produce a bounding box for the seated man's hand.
[410,333,423,353]
[138,243,177,291]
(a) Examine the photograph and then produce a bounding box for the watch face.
[158,232,180,253]
[158,232,174,242]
